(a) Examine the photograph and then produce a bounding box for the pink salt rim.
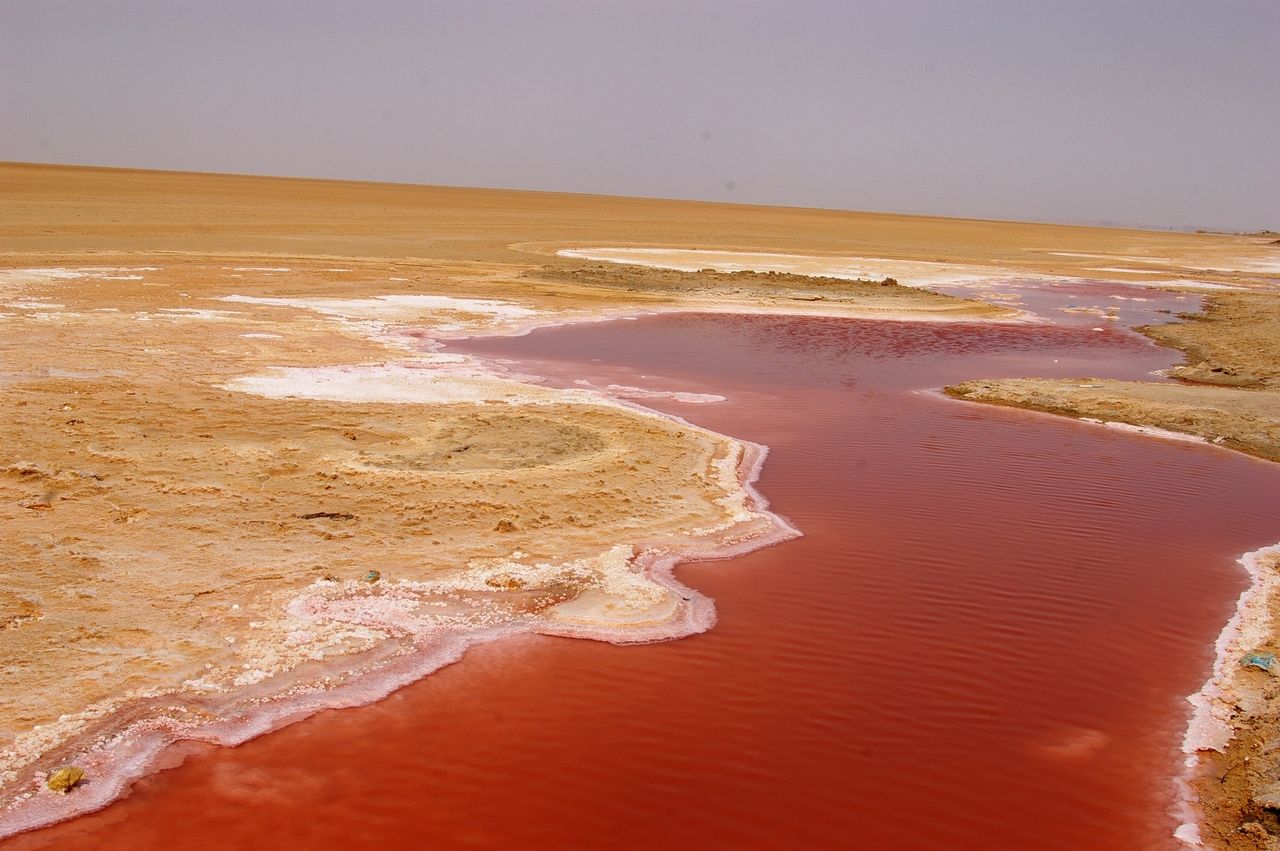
[0,317,799,839]
[1173,543,1280,846]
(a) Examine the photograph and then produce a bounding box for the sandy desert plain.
[2,161,1280,848]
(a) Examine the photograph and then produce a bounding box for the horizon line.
[3,157,1272,238]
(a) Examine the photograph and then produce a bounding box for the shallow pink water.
[11,290,1280,849]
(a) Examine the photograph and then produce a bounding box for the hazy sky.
[2,1,1277,230]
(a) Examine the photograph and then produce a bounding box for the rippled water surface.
[14,297,1280,850]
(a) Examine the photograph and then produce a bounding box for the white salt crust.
[1045,251,1280,277]
[1175,544,1280,846]
[0,267,159,288]
[1078,418,1211,445]
[557,247,1249,293]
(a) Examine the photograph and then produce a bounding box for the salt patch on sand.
[598,383,725,404]
[0,267,159,286]
[3,300,65,310]
[1048,252,1166,263]
[1177,259,1280,275]
[240,332,284,339]
[156,308,240,320]
[225,361,585,406]
[1078,418,1209,445]
[0,269,88,285]
[223,357,729,414]
[1089,267,1168,275]
[219,294,539,322]
[1057,253,1280,276]
[1131,280,1244,291]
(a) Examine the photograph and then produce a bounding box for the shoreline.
[3,289,1271,843]
[461,307,1280,848]
[0,298,804,840]
[926,386,1280,843]
[2,166,1269,844]
[1177,543,1280,847]
[542,245,1280,846]
[0,443,798,839]
[233,259,1280,847]
[4,243,1045,834]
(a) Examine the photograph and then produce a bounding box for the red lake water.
[11,288,1280,850]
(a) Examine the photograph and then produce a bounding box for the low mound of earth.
[521,263,1014,319]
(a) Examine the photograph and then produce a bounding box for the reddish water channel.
[12,291,1280,849]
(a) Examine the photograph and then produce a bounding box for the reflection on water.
[15,307,1279,851]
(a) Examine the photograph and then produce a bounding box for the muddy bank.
[947,291,1280,461]
[1142,293,1280,389]
[1183,547,1280,851]
[944,379,1280,463]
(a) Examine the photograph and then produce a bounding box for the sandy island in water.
[2,161,1279,845]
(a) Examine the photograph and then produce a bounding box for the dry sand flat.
[2,161,1279,842]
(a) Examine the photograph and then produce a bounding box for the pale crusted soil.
[1141,293,1280,389]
